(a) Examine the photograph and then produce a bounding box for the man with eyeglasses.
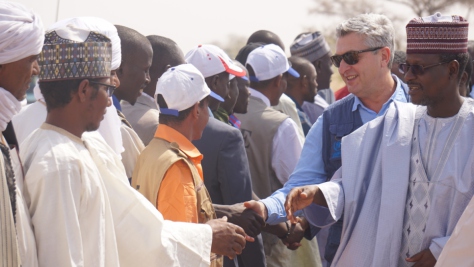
[286,12,474,267]
[245,13,409,267]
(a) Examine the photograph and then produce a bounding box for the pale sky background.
[11,0,474,55]
[10,0,474,90]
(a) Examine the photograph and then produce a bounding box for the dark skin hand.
[213,203,265,237]
[282,217,309,250]
[206,216,254,260]
[406,249,437,267]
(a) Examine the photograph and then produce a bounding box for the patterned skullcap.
[290,32,330,62]
[406,12,469,54]
[38,26,112,81]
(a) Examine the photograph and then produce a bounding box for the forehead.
[335,33,368,54]
[406,53,440,64]
[125,44,152,66]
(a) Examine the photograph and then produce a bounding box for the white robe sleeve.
[303,167,345,228]
[24,155,85,267]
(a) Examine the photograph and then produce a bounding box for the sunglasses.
[398,61,449,76]
[330,47,383,68]
[89,81,116,97]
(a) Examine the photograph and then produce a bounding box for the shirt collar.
[154,124,202,159]
[352,74,409,112]
[286,94,304,111]
[249,88,270,107]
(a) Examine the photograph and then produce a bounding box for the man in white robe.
[285,13,473,267]
[22,25,249,267]
[0,2,44,266]
[12,17,124,156]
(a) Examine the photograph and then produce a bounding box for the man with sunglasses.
[286,13,473,267]
[245,13,409,267]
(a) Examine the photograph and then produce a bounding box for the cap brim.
[287,67,300,78]
[240,75,249,81]
[160,108,179,116]
[219,56,246,77]
[210,91,225,102]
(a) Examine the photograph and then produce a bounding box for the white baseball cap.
[246,44,300,82]
[155,63,224,116]
[185,44,246,78]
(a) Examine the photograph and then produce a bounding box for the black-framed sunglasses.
[330,47,384,68]
[398,61,450,76]
[89,81,116,97]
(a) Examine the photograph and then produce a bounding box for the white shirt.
[20,124,213,267]
[249,88,303,184]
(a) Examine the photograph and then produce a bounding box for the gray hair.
[336,14,395,68]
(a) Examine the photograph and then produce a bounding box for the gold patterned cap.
[38,29,112,81]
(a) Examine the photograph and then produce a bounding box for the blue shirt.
[261,75,409,224]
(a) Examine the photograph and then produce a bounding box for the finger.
[247,224,259,237]
[225,249,237,260]
[234,233,247,247]
[253,213,265,226]
[245,235,255,242]
[406,251,423,262]
[233,224,246,237]
[220,216,228,222]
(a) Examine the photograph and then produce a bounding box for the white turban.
[48,17,122,70]
[0,1,44,64]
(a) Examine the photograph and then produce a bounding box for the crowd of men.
[1,1,474,266]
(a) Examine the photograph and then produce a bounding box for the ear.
[210,74,220,91]
[76,79,91,102]
[192,102,200,120]
[301,75,308,89]
[380,47,391,67]
[273,74,282,88]
[448,60,460,80]
[460,70,468,85]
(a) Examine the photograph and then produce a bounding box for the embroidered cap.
[155,64,224,116]
[185,44,246,78]
[406,12,469,54]
[290,31,331,62]
[38,25,112,81]
[246,44,300,82]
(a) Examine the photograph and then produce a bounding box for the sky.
[12,0,473,55]
[10,0,474,90]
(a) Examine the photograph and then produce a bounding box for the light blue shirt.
[261,75,409,224]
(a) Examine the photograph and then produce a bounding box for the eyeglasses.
[330,47,383,68]
[89,81,116,97]
[398,61,449,76]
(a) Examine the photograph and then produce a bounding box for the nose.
[107,96,112,107]
[145,70,151,84]
[32,60,40,76]
[403,67,416,82]
[338,60,350,75]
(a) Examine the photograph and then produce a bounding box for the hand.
[244,200,268,221]
[282,222,304,250]
[221,203,265,237]
[406,249,437,267]
[206,216,254,260]
[285,185,319,223]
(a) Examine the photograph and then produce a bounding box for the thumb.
[243,201,255,209]
[406,251,423,262]
[220,216,228,222]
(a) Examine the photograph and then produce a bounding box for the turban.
[290,32,330,62]
[0,1,44,64]
[48,17,121,70]
[406,12,469,54]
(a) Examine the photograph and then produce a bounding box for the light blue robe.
[304,100,474,267]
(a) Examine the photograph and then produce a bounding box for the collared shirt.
[249,88,303,185]
[261,75,409,224]
[286,94,313,136]
[154,124,204,223]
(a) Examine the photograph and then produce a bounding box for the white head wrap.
[0,1,44,64]
[48,17,121,70]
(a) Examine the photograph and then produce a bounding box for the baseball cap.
[246,44,300,82]
[185,44,246,78]
[155,64,224,116]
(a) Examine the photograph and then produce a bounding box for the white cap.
[246,44,300,82]
[155,64,224,116]
[185,44,246,78]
